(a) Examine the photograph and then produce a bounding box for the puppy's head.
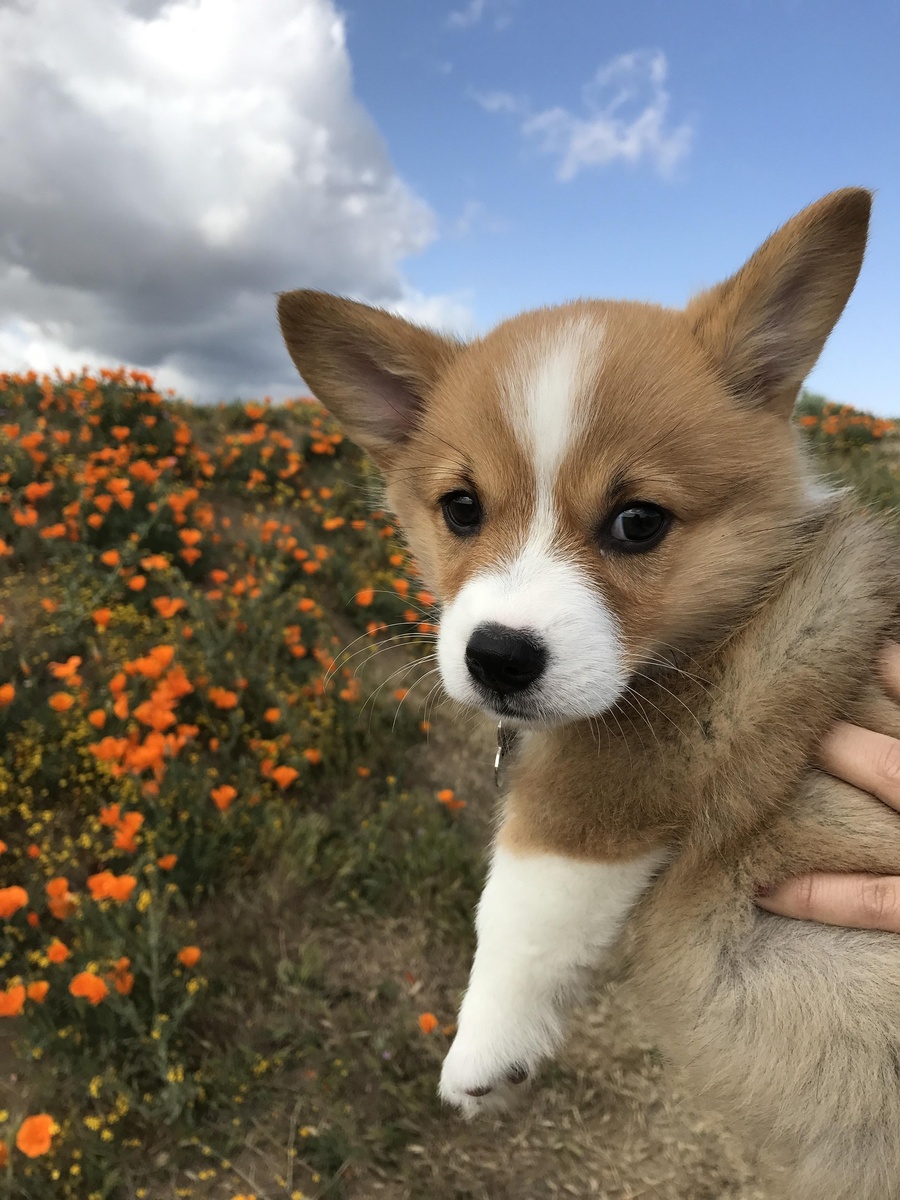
[279,188,870,726]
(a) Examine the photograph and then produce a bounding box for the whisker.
[323,619,426,686]
[631,670,705,734]
[359,655,439,729]
[604,700,634,773]
[391,666,442,731]
[621,688,663,755]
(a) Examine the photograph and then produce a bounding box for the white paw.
[438,1001,561,1118]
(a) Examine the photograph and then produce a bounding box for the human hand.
[756,642,900,932]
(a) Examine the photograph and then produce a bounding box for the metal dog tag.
[494,721,519,789]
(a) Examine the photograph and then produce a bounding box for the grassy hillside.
[0,373,897,1199]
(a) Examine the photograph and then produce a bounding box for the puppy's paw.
[439,1037,530,1118]
[438,1005,559,1118]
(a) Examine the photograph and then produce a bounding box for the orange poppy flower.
[99,803,121,827]
[45,877,76,920]
[125,645,174,680]
[0,985,26,1017]
[210,784,236,812]
[15,1114,57,1158]
[69,971,108,1005]
[39,522,67,539]
[0,683,15,707]
[49,656,82,680]
[23,481,53,502]
[177,946,201,968]
[109,957,134,996]
[208,686,238,709]
[47,940,69,964]
[109,671,127,695]
[157,854,177,871]
[49,692,74,712]
[437,789,466,812]
[152,596,185,618]
[418,1012,439,1034]
[0,885,28,918]
[27,981,49,1003]
[87,871,137,902]
[271,765,298,789]
[355,588,374,606]
[113,812,144,852]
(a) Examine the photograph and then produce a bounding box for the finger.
[756,873,900,933]
[879,642,900,705]
[815,721,900,812]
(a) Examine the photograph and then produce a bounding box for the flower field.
[0,370,480,1199]
[1,373,897,1200]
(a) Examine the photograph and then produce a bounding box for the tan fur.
[277,188,900,1197]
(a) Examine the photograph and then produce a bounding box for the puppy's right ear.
[277,290,461,468]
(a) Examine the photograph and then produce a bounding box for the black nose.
[465,623,547,695]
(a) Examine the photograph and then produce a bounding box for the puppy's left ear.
[277,290,461,468]
[686,188,871,416]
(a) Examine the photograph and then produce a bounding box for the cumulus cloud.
[0,0,467,400]
[476,50,692,181]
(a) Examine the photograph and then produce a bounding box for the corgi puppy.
[278,189,900,1199]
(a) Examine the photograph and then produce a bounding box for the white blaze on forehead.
[504,315,605,498]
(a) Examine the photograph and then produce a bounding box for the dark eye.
[441,490,482,536]
[604,503,669,553]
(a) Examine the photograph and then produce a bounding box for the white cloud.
[470,89,522,114]
[388,288,477,338]
[0,0,470,400]
[477,50,692,181]
[449,200,507,238]
[446,0,516,30]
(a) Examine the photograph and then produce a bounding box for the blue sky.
[341,0,900,411]
[0,0,897,411]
